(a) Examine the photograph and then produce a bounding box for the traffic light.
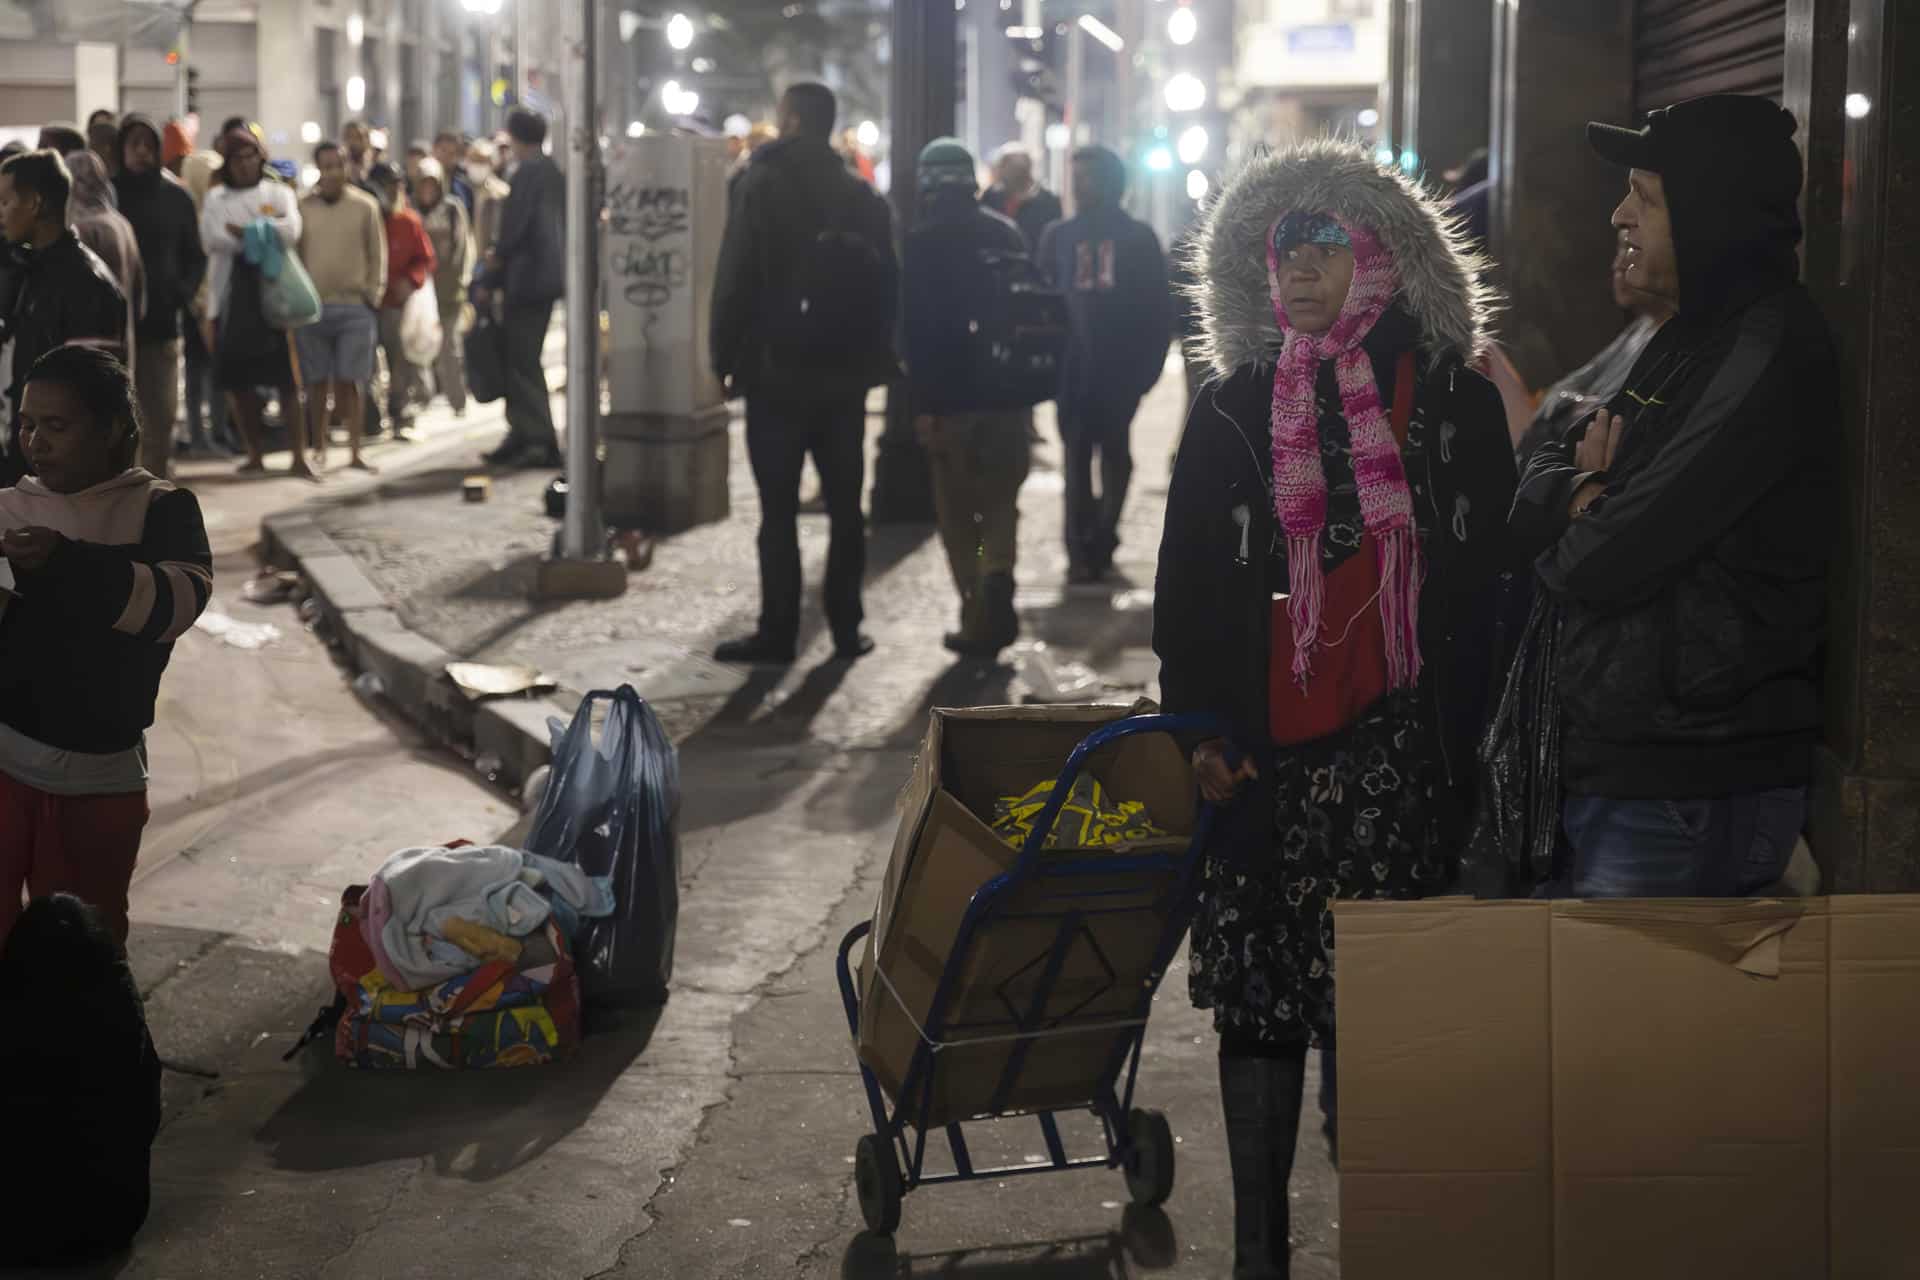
[1008,22,1061,106]
[186,66,200,114]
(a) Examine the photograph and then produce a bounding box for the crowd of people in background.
[0,106,567,489]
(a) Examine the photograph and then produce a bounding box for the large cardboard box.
[1335,896,1920,1280]
[856,703,1196,1130]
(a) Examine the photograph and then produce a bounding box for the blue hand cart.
[834,713,1222,1236]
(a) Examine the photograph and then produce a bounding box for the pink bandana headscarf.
[1266,213,1423,692]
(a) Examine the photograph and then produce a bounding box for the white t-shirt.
[199,179,303,322]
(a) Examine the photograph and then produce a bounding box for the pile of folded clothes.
[329,844,615,1070]
[989,774,1167,853]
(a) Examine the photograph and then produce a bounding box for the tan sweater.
[297,185,387,309]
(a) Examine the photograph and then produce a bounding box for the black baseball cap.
[1587,93,1798,175]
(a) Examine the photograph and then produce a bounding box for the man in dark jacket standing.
[476,108,562,468]
[904,138,1033,658]
[981,143,1063,256]
[709,82,896,664]
[1511,94,1837,898]
[114,114,207,480]
[1039,145,1170,582]
[0,150,127,484]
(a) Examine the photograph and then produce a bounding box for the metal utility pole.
[561,0,601,561]
[536,0,624,598]
[869,0,957,524]
[1020,0,1044,158]
[174,3,193,119]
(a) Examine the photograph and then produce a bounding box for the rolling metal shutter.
[1634,0,1787,115]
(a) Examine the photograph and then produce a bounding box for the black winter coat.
[901,195,1027,416]
[489,154,564,308]
[114,116,207,343]
[1154,319,1524,863]
[2,231,128,481]
[709,137,897,401]
[1510,285,1837,798]
[981,183,1063,256]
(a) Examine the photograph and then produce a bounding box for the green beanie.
[917,137,977,194]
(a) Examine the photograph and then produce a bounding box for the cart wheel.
[1123,1108,1176,1207]
[855,1134,904,1235]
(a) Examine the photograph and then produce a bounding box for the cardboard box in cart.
[1333,895,1920,1280]
[855,703,1197,1130]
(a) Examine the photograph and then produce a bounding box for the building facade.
[0,0,561,155]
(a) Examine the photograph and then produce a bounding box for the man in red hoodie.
[368,162,435,440]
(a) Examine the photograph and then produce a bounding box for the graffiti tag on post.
[606,182,691,319]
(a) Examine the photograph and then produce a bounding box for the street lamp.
[346,75,366,112]
[1164,72,1205,113]
[1145,144,1172,171]
[1167,6,1196,46]
[1177,123,1207,165]
[856,119,880,148]
[666,12,695,50]
[1186,168,1208,201]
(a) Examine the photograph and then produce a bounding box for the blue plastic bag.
[523,685,681,1007]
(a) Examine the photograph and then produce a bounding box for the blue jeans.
[1562,787,1806,898]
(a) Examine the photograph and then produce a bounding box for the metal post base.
[533,556,628,601]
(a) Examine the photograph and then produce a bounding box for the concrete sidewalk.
[123,351,1342,1279]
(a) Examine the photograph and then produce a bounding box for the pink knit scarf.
[1266,215,1423,692]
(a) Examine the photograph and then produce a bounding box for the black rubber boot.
[1219,1046,1308,1280]
[983,571,1018,649]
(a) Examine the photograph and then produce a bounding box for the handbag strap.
[444,959,516,1017]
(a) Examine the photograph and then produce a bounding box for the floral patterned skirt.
[1188,688,1451,1048]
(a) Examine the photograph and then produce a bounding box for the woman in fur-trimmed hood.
[1152,140,1520,1280]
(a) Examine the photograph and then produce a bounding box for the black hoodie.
[708,136,897,399]
[1509,96,1839,799]
[112,114,206,344]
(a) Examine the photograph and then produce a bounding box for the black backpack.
[762,178,891,383]
[966,247,1069,409]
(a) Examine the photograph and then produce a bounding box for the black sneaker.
[832,632,876,662]
[519,446,564,469]
[483,439,527,466]
[714,634,796,665]
[942,631,1001,659]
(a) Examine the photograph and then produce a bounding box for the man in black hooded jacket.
[114,114,207,479]
[1510,94,1837,898]
[0,150,126,484]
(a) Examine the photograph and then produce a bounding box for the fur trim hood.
[1187,139,1498,375]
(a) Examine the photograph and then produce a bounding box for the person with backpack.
[1039,146,1173,583]
[709,81,897,665]
[904,138,1049,659]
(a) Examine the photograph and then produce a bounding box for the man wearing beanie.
[1038,145,1170,583]
[1509,94,1839,898]
[114,113,207,477]
[903,138,1034,657]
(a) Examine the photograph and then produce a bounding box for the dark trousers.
[182,318,231,450]
[1060,393,1141,570]
[503,300,558,454]
[746,393,867,646]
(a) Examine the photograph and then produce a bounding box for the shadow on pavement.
[258,1003,663,1182]
[839,1206,1179,1277]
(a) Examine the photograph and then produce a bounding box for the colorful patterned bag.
[291,881,583,1070]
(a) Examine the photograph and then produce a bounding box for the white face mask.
[464,161,492,183]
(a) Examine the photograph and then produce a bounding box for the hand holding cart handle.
[1013,712,1234,864]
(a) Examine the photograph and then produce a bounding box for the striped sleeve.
[37,487,213,642]
[113,558,214,642]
